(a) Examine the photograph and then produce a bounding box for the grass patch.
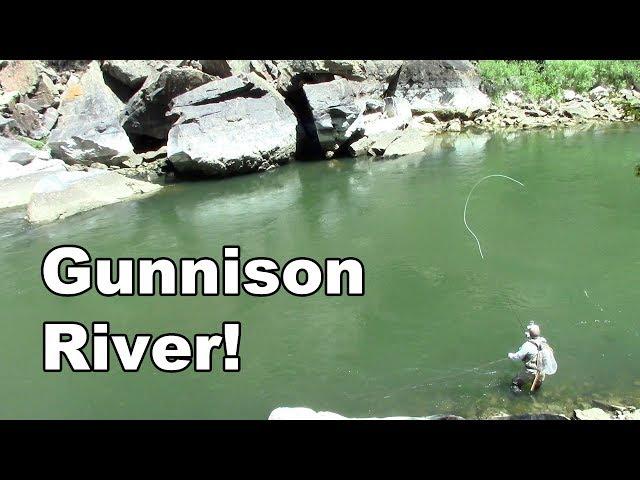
[16,135,47,150]
[478,60,640,100]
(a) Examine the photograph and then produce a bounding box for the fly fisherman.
[507,323,557,393]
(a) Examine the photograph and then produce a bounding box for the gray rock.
[490,413,570,420]
[0,90,20,112]
[368,131,402,156]
[573,408,613,420]
[303,78,361,153]
[140,145,167,162]
[0,115,16,133]
[563,90,577,101]
[503,91,522,106]
[41,107,59,132]
[561,100,598,119]
[589,86,609,101]
[121,155,143,168]
[0,136,50,165]
[394,60,490,119]
[48,61,135,165]
[11,103,50,139]
[121,67,213,140]
[0,60,40,95]
[383,129,427,158]
[347,136,375,157]
[447,118,462,132]
[167,73,297,177]
[204,60,402,95]
[0,160,67,208]
[24,73,57,112]
[26,169,162,223]
[101,60,175,89]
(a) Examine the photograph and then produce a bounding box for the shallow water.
[1,124,640,419]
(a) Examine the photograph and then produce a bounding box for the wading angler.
[41,245,365,297]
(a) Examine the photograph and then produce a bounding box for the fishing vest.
[524,339,544,372]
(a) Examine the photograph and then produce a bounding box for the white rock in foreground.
[26,170,162,223]
[268,407,462,420]
[0,136,50,165]
[0,168,66,209]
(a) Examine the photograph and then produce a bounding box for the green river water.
[1,124,640,419]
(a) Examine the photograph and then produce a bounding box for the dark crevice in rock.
[383,64,403,98]
[281,80,323,159]
[129,134,166,154]
[102,71,137,104]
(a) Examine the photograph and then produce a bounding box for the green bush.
[478,60,640,100]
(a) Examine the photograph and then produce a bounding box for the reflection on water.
[1,123,640,418]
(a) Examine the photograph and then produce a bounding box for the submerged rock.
[166,73,297,177]
[26,169,162,223]
[48,61,135,165]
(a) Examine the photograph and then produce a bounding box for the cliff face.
[1,60,490,172]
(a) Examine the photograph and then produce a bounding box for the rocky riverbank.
[269,399,640,420]
[1,59,639,223]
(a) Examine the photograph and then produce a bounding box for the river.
[1,124,639,419]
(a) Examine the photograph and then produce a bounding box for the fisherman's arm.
[508,342,530,361]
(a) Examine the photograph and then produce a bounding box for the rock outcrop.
[48,62,135,165]
[395,60,491,119]
[121,67,213,140]
[302,78,361,153]
[26,169,161,223]
[101,60,181,89]
[166,73,297,176]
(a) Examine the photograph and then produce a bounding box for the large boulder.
[26,169,161,223]
[48,61,135,165]
[101,60,180,89]
[121,67,213,140]
[561,100,598,119]
[383,128,427,158]
[302,78,361,153]
[166,73,297,177]
[394,60,491,119]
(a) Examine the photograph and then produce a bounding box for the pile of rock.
[472,87,637,132]
[573,400,640,420]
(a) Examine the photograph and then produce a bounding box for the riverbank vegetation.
[478,60,640,100]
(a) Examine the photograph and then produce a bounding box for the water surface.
[1,124,639,418]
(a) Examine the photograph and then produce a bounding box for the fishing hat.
[526,323,541,338]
